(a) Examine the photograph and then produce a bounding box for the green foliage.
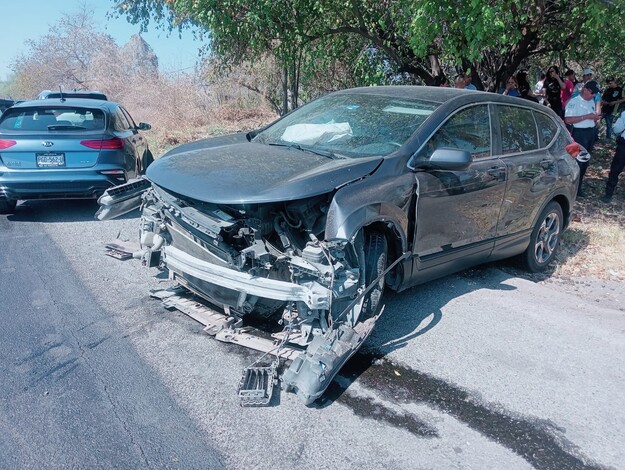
[112,0,625,102]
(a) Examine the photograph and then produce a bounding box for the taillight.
[0,139,17,149]
[80,138,124,150]
[565,142,581,158]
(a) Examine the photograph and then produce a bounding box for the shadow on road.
[368,265,517,356]
[7,200,140,223]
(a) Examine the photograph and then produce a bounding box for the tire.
[0,198,17,214]
[521,201,563,273]
[140,150,154,175]
[362,231,388,317]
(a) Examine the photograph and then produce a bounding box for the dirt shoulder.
[554,139,625,279]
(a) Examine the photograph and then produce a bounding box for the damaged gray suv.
[97,86,580,404]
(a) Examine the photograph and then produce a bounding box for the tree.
[11,8,121,97]
[113,0,625,108]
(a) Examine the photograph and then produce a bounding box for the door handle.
[540,159,552,169]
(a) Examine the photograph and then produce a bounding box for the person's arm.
[565,114,598,125]
[552,73,565,88]
[613,113,625,136]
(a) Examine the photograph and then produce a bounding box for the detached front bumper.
[163,245,331,310]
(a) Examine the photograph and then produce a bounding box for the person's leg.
[605,114,614,140]
[572,128,594,196]
[604,137,625,200]
[577,160,590,195]
[590,125,598,152]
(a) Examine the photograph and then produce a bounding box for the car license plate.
[36,152,65,167]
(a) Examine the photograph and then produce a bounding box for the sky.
[0,0,206,81]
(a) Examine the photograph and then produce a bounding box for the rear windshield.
[0,107,106,131]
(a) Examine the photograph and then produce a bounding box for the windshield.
[0,107,106,131]
[256,93,439,157]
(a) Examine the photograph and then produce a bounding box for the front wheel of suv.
[0,198,17,214]
[362,231,388,317]
[521,201,563,273]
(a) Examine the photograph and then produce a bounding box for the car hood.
[146,139,383,204]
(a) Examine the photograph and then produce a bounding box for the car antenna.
[59,86,65,103]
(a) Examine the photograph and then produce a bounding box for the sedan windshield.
[256,93,439,157]
[0,107,106,131]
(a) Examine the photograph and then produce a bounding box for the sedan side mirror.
[137,122,151,131]
[414,148,473,171]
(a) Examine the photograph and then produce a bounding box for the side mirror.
[137,122,151,131]
[414,148,473,171]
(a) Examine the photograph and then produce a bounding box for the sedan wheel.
[522,201,563,273]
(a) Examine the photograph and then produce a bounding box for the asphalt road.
[1,199,624,470]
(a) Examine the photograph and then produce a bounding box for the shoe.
[600,195,613,203]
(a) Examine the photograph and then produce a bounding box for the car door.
[492,105,556,253]
[121,106,148,160]
[113,106,141,177]
[411,104,507,281]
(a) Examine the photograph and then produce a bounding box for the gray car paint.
[146,142,384,204]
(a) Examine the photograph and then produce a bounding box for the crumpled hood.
[146,139,383,204]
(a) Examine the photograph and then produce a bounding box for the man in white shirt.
[601,111,625,202]
[565,81,602,197]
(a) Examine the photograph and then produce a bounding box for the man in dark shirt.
[601,78,623,140]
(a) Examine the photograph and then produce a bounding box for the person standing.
[561,70,576,109]
[600,78,623,140]
[464,73,477,90]
[601,111,625,202]
[500,76,520,96]
[572,69,592,99]
[564,81,603,197]
[534,72,546,104]
[545,66,565,117]
[517,71,539,102]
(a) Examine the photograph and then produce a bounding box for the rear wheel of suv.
[0,198,17,214]
[521,201,563,272]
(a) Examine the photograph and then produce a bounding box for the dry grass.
[114,74,278,157]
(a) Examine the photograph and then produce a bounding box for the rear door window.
[114,107,131,132]
[533,112,559,148]
[121,107,137,129]
[497,105,539,154]
[0,107,106,131]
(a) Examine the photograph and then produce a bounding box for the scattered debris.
[104,240,140,260]
[238,360,279,407]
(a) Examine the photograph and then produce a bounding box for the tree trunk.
[282,65,288,115]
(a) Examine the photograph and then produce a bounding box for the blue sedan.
[0,98,153,213]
